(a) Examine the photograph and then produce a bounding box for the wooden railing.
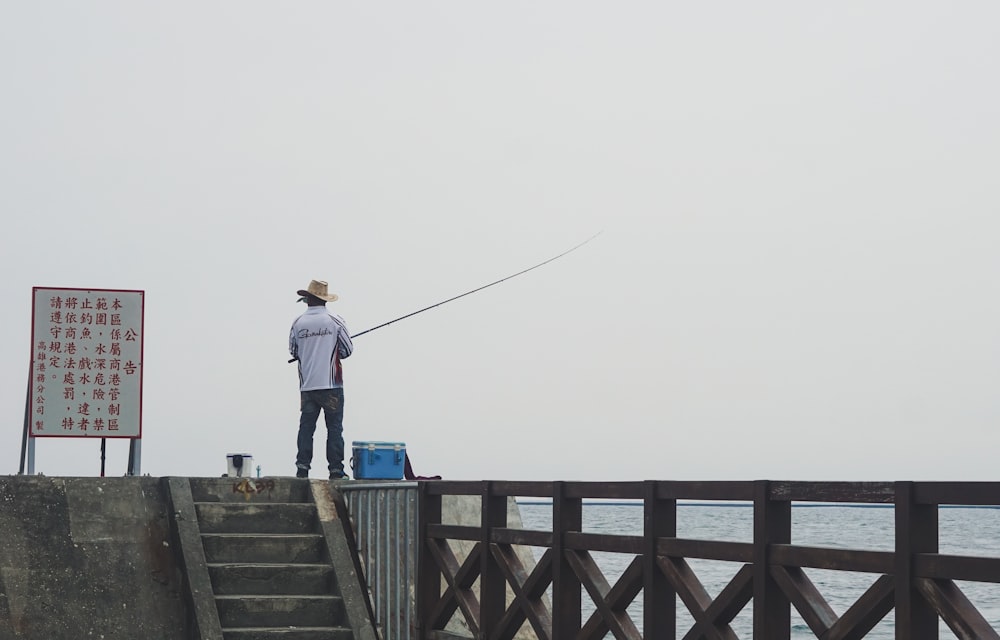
[415,480,1000,640]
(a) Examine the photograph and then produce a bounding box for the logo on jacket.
[297,327,334,339]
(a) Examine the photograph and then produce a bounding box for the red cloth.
[404,453,441,480]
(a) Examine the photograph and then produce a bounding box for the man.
[289,279,354,479]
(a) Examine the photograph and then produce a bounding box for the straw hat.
[297,280,339,302]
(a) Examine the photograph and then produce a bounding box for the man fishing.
[282,234,598,480]
[289,280,353,479]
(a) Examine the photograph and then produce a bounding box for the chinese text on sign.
[30,288,144,438]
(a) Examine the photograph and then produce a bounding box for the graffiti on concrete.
[232,478,276,501]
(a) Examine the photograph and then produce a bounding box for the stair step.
[216,594,345,628]
[222,626,354,640]
[208,563,335,595]
[202,534,326,564]
[196,503,318,534]
[192,477,314,504]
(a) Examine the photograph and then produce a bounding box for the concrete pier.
[0,476,377,640]
[0,476,188,639]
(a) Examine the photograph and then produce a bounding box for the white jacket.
[289,307,353,391]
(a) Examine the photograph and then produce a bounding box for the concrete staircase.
[174,478,371,640]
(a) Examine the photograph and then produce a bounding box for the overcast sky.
[3,2,999,482]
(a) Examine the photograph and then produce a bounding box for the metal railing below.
[341,481,419,640]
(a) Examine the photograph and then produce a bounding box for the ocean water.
[516,503,1000,639]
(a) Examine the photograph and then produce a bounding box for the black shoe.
[295,468,308,478]
[329,470,349,480]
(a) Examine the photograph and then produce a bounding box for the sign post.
[19,366,31,474]
[28,287,145,475]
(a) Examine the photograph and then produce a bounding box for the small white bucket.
[226,453,253,478]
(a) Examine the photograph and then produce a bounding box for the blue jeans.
[296,388,345,473]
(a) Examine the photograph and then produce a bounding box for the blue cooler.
[351,441,406,479]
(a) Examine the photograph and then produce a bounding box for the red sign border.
[29,286,145,439]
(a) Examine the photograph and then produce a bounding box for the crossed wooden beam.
[424,540,996,639]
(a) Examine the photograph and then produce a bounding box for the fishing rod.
[288,232,601,362]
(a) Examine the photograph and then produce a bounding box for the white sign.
[30,287,144,438]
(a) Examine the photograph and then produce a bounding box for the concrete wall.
[0,476,545,640]
[0,476,189,640]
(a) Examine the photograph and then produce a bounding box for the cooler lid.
[352,440,405,449]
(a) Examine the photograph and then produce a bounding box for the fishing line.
[288,231,601,362]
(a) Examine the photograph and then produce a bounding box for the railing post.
[895,481,938,640]
[552,481,582,640]
[644,480,676,639]
[480,481,507,638]
[753,480,790,639]
[417,482,443,640]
